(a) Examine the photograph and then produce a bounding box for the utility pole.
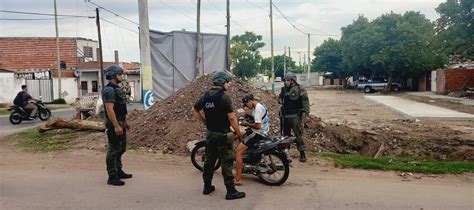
[270,0,275,92]
[226,0,230,72]
[288,46,291,60]
[138,0,153,110]
[307,34,311,85]
[195,0,202,77]
[96,8,105,89]
[283,46,286,77]
[54,0,61,99]
[298,52,301,67]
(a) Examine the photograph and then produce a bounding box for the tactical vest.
[282,86,303,115]
[104,83,128,123]
[202,90,230,133]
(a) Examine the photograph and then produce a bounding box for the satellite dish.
[74,70,82,77]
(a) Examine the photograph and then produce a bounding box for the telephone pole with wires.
[54,0,62,99]
[95,8,105,89]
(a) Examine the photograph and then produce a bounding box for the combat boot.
[203,185,215,195]
[225,184,245,200]
[118,169,133,179]
[299,151,306,162]
[107,175,125,186]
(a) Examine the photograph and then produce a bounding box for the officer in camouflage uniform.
[192,71,246,200]
[279,73,310,162]
[102,65,132,186]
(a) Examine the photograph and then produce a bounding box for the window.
[81,81,88,96]
[92,81,98,92]
[60,61,66,69]
[83,46,93,58]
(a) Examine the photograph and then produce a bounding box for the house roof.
[0,37,97,42]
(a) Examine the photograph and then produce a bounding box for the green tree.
[435,0,473,61]
[368,12,442,89]
[230,31,265,79]
[311,38,349,85]
[261,55,296,78]
[340,15,375,79]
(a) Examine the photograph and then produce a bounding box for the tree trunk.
[39,118,105,133]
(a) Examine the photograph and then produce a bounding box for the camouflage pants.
[106,121,127,176]
[203,131,235,187]
[283,116,306,152]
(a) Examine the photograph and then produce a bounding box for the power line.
[246,0,268,12]
[100,17,139,34]
[271,3,307,35]
[158,0,221,33]
[0,17,76,21]
[86,0,139,25]
[0,9,94,18]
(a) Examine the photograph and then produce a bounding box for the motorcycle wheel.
[258,150,290,186]
[190,143,221,172]
[9,111,23,125]
[38,109,51,121]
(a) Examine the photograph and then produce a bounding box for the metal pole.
[195,0,201,77]
[54,0,61,99]
[138,0,154,109]
[283,46,286,77]
[307,34,311,86]
[270,0,274,92]
[96,8,105,89]
[226,0,230,72]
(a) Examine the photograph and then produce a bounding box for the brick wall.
[0,38,78,70]
[435,68,474,94]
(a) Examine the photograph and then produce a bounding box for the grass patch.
[0,109,9,116]
[127,143,139,151]
[319,152,474,174]
[9,129,76,153]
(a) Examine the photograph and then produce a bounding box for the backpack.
[13,92,24,106]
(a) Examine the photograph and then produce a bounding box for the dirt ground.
[306,89,474,160]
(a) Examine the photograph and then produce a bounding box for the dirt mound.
[128,74,281,154]
[128,74,473,161]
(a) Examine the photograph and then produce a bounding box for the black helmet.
[212,71,232,86]
[105,65,124,80]
[283,73,296,82]
[242,93,254,106]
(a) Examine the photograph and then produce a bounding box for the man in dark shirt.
[278,73,310,162]
[192,71,245,200]
[102,65,132,186]
[14,85,37,119]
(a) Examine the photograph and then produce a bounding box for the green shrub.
[52,98,67,104]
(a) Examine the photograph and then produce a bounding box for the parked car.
[355,79,401,93]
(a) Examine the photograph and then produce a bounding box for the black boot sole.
[203,186,215,195]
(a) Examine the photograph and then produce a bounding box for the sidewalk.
[365,95,474,120]
[405,91,474,106]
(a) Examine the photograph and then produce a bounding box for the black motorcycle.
[8,100,51,124]
[191,117,295,186]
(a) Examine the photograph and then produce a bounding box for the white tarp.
[149,30,227,100]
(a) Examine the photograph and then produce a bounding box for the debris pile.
[127,74,474,161]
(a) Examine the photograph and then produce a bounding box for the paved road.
[365,95,474,119]
[0,103,143,138]
[0,148,472,210]
[0,109,75,138]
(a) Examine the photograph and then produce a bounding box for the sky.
[0,0,445,64]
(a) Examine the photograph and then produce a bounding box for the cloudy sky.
[0,0,445,63]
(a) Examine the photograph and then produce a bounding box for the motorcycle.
[191,116,295,186]
[8,100,51,124]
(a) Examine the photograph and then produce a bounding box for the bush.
[52,98,67,104]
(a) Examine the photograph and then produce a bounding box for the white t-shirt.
[252,103,270,136]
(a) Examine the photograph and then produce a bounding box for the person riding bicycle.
[13,85,38,119]
[235,93,270,185]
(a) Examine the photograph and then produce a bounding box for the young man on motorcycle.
[235,93,270,185]
[102,65,132,186]
[14,85,38,119]
[192,71,246,200]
